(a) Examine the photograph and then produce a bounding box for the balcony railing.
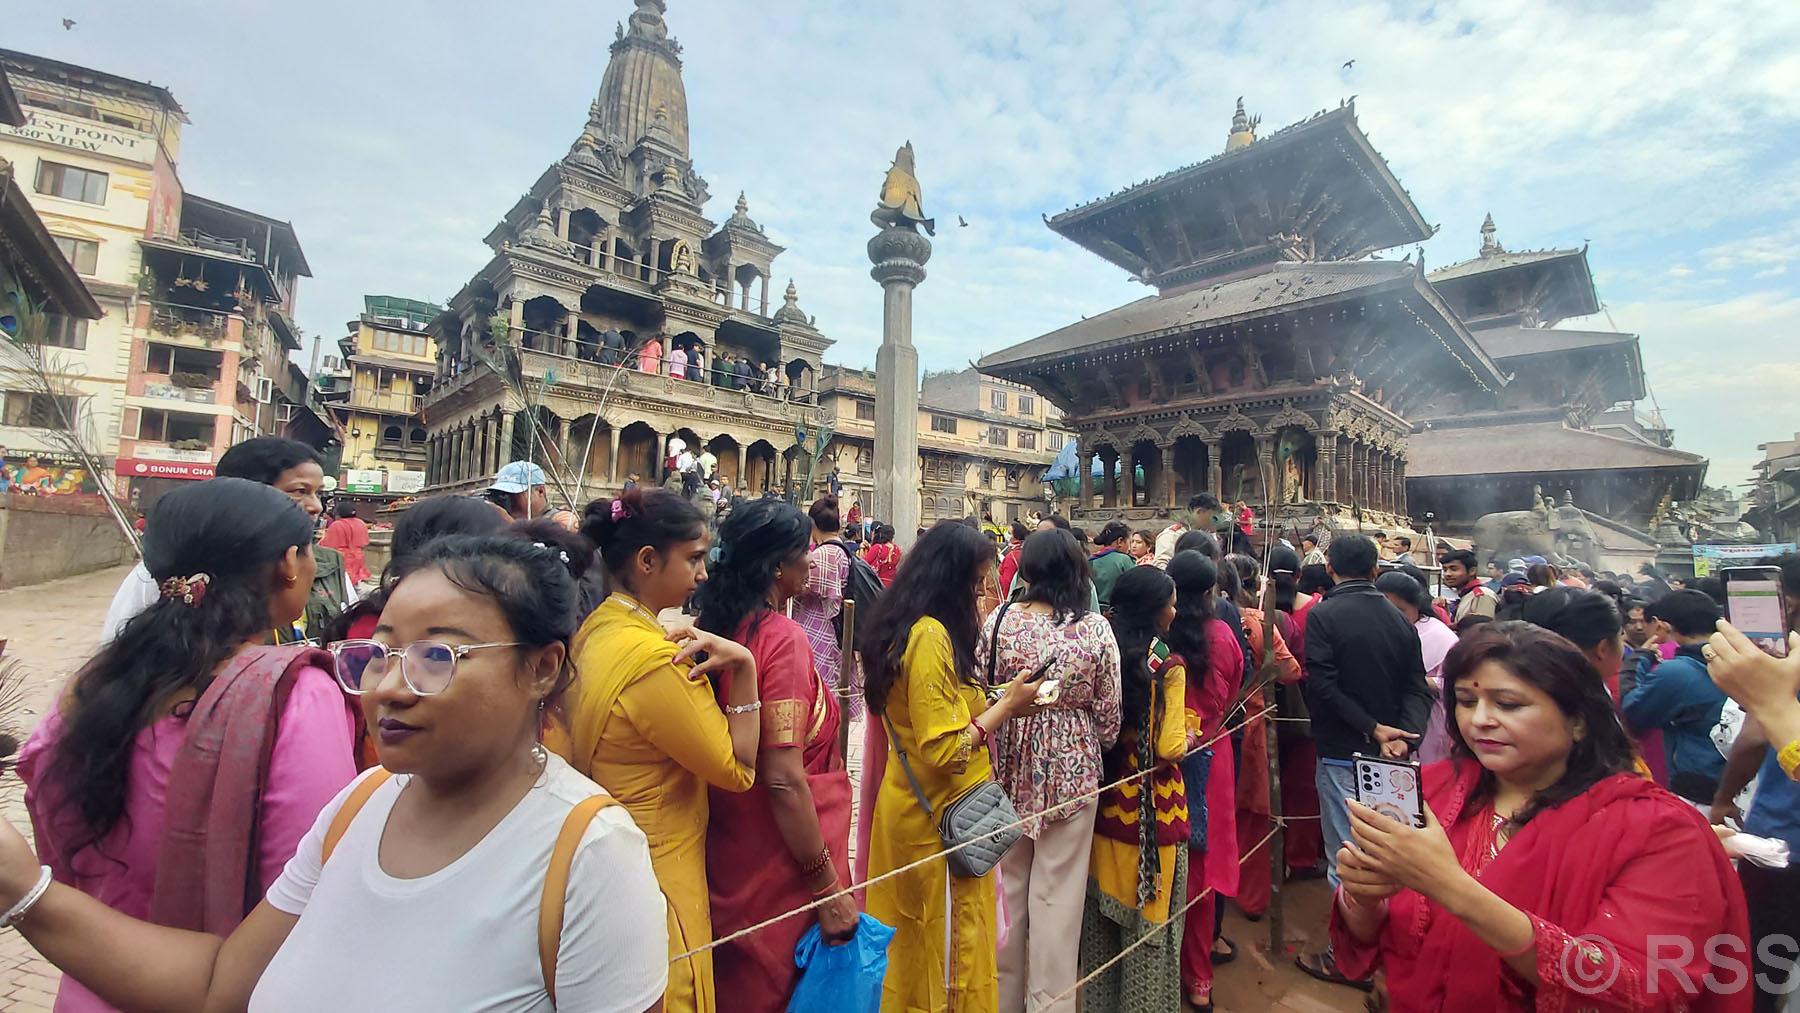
[178,227,254,260]
[147,302,232,343]
[511,341,819,406]
[352,390,422,414]
[140,374,224,406]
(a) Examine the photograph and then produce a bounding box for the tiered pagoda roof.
[1047,101,1433,291]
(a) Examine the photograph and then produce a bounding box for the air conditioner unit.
[255,376,274,404]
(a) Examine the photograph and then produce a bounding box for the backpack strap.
[538,794,619,1006]
[321,769,393,864]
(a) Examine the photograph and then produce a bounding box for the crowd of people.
[0,442,1796,1012]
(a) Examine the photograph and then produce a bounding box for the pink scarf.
[150,644,335,933]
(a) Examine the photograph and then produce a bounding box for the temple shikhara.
[421,0,834,500]
[982,98,1706,559]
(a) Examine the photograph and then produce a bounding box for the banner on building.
[2,450,104,495]
[114,458,215,481]
[343,469,386,495]
[386,470,426,494]
[1692,543,1798,577]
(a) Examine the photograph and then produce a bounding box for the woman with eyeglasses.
[693,499,856,1010]
[15,477,357,1013]
[1,523,674,1010]
[559,487,762,1013]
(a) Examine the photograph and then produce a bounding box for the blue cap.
[489,460,548,494]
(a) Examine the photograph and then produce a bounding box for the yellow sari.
[865,616,998,1013]
[558,594,755,1013]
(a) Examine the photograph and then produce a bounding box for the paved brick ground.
[0,563,132,1010]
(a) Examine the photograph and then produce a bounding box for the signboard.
[134,445,213,463]
[0,108,157,164]
[1693,543,1798,577]
[343,469,385,494]
[386,470,426,494]
[115,459,214,481]
[2,450,102,495]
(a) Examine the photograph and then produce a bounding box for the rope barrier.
[1045,820,1286,1007]
[667,694,1282,964]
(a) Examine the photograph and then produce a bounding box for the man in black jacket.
[1296,533,1432,988]
[1302,533,1431,875]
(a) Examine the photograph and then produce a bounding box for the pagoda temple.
[979,100,1504,536]
[420,0,833,501]
[1407,214,1707,539]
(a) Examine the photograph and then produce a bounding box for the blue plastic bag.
[787,912,896,1013]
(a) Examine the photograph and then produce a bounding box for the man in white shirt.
[1154,492,1229,567]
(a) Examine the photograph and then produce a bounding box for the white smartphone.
[1720,566,1791,658]
[1354,753,1425,829]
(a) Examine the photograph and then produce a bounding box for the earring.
[285,575,297,586]
[530,742,548,769]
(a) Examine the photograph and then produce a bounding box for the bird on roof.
[1342,59,1355,70]
[62,17,76,28]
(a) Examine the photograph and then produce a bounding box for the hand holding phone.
[1354,753,1426,829]
[1720,567,1792,658]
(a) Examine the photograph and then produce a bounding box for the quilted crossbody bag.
[881,608,1024,878]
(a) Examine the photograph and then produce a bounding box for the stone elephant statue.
[1472,503,1602,570]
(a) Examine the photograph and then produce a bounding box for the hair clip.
[532,541,573,565]
[158,573,211,607]
[610,498,628,521]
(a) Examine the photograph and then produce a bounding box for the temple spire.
[1479,212,1504,257]
[1225,97,1260,152]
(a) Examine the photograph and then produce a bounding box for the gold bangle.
[724,700,762,716]
[1778,737,1800,781]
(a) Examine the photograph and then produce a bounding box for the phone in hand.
[1720,566,1792,658]
[1354,753,1426,829]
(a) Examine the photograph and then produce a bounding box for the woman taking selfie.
[858,520,1046,1013]
[1332,622,1748,1011]
[561,487,761,1013]
[18,478,358,1012]
[980,529,1121,1011]
[0,532,669,1011]
[692,499,856,1009]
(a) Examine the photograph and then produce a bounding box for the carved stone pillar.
[1396,456,1409,520]
[1316,431,1338,502]
[1101,450,1117,508]
[1078,449,1095,509]
[1383,453,1397,514]
[1205,440,1222,498]
[1255,434,1276,505]
[1121,447,1136,507]
[507,299,524,346]
[760,275,771,316]
[499,412,518,471]
[735,444,747,492]
[605,425,622,485]
[1346,440,1362,505]
[1160,443,1176,508]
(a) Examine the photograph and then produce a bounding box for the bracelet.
[724,700,762,716]
[799,845,832,877]
[1778,737,1800,781]
[0,866,52,929]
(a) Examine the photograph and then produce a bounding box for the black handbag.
[880,605,1024,878]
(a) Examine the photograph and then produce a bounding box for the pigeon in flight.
[957,215,969,227]
[62,17,76,29]
[1341,59,1355,70]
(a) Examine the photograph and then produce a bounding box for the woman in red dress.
[861,522,903,586]
[695,498,858,1010]
[1332,622,1750,1011]
[318,500,371,586]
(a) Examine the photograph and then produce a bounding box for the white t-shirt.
[100,557,359,645]
[252,755,667,1012]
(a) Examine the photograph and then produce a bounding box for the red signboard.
[114,459,216,481]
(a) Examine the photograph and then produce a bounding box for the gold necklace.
[611,592,661,627]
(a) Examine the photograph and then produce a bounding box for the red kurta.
[707,611,852,1012]
[1181,617,1245,996]
[1331,760,1750,1012]
[1234,606,1303,917]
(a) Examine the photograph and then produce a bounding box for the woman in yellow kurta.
[560,488,763,1013]
[857,520,1047,1013]
[1082,565,1190,1013]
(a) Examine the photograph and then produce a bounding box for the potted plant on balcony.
[170,370,213,389]
[171,438,210,452]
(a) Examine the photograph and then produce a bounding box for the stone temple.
[421,0,834,502]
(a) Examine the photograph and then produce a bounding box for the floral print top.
[979,604,1123,837]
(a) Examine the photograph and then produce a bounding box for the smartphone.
[1354,753,1426,829]
[1720,566,1791,658]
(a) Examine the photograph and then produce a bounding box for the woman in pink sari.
[18,479,357,1012]
[695,499,856,1010]
[1332,622,1748,1011]
[318,500,371,586]
[638,333,663,374]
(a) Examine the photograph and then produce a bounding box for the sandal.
[1212,936,1237,965]
[1295,948,1373,991]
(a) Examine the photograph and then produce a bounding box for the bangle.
[1778,738,1800,781]
[799,845,832,877]
[0,866,52,929]
[724,700,761,716]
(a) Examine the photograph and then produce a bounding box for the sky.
[11,0,1800,492]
